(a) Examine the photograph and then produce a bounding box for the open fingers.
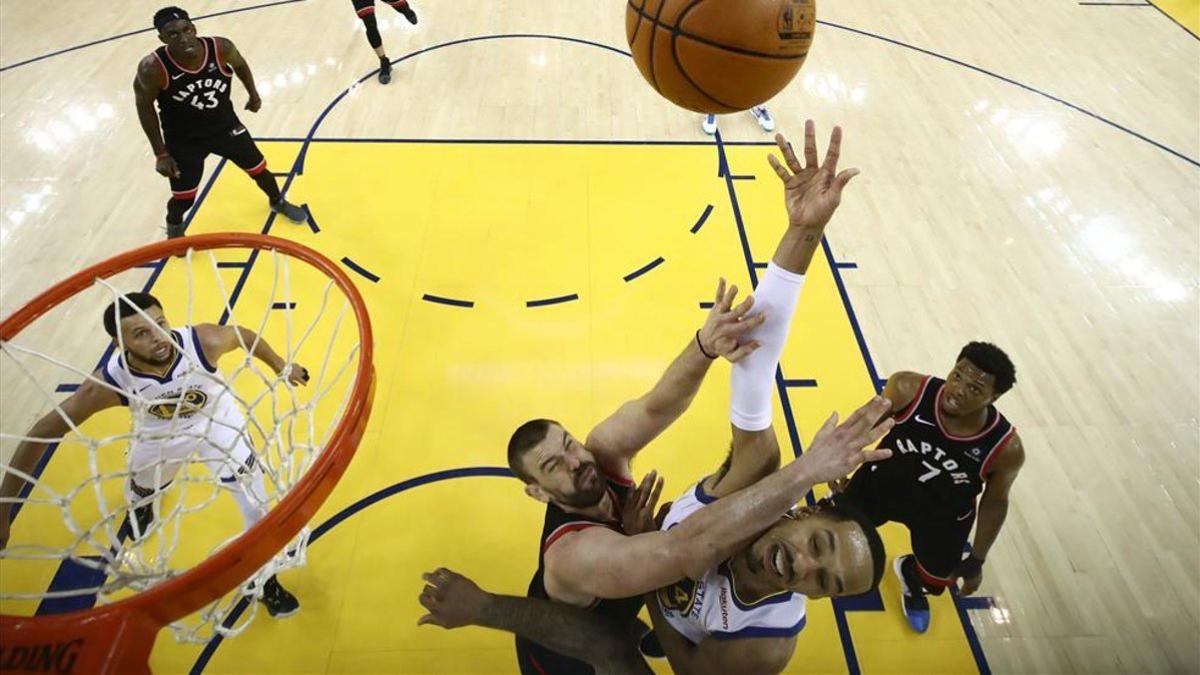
[721,283,739,312]
[713,277,727,306]
[648,476,664,514]
[803,120,818,168]
[767,154,791,183]
[724,340,761,362]
[775,132,803,173]
[730,294,756,319]
[834,168,860,192]
[823,125,843,175]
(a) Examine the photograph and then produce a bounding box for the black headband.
[154,7,191,30]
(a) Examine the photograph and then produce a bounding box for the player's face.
[940,359,997,416]
[158,19,201,59]
[742,510,875,599]
[522,425,607,509]
[117,306,175,366]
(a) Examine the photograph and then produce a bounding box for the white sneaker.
[750,106,775,132]
[701,114,717,135]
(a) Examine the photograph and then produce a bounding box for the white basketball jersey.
[102,326,245,438]
[656,481,807,644]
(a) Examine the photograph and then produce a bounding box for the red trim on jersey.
[979,426,1016,480]
[542,521,603,554]
[893,375,932,424]
[213,37,234,77]
[384,0,409,6]
[171,189,199,200]
[914,558,953,587]
[526,654,549,675]
[244,159,268,176]
[600,466,634,487]
[357,6,376,16]
[933,384,1001,441]
[151,52,170,89]
[164,37,210,74]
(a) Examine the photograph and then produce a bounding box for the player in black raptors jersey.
[133,7,306,239]
[829,342,1024,633]
[351,0,418,84]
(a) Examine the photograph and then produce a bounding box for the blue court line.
[271,302,296,310]
[818,20,1199,168]
[752,262,769,270]
[1147,0,1200,39]
[339,257,380,283]
[0,0,308,73]
[31,160,236,612]
[834,261,859,270]
[623,257,665,282]
[822,233,993,671]
[302,205,320,233]
[526,294,580,308]
[289,35,635,177]
[421,294,475,308]
[9,160,223,532]
[729,174,756,181]
[215,261,249,269]
[715,127,868,671]
[54,384,79,393]
[781,379,819,388]
[699,301,715,309]
[189,467,516,673]
[690,204,714,233]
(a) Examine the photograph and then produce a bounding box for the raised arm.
[132,55,180,179]
[958,434,1024,595]
[417,568,650,675]
[585,279,763,471]
[0,376,123,548]
[193,323,309,386]
[216,38,262,112]
[644,591,794,675]
[547,397,895,602]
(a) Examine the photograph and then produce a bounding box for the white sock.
[730,262,806,431]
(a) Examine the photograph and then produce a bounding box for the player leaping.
[0,292,308,617]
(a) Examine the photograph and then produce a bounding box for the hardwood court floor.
[1,1,1196,673]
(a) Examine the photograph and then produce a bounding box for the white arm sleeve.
[730,263,806,431]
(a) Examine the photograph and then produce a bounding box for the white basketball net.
[0,245,364,644]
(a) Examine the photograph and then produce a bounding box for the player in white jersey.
[0,292,309,617]
[416,122,888,674]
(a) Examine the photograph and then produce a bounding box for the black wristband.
[695,330,717,359]
[958,554,985,578]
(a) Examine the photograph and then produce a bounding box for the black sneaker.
[893,555,931,634]
[258,575,300,618]
[398,5,417,24]
[378,61,392,85]
[271,199,307,224]
[166,222,186,239]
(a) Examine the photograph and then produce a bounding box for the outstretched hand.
[767,120,860,232]
[799,395,894,484]
[697,278,766,363]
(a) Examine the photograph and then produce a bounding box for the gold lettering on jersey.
[658,577,701,617]
[147,388,209,420]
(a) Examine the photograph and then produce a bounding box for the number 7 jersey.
[151,36,240,139]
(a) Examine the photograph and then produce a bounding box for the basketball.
[625,0,817,114]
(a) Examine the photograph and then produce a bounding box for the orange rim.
[0,233,375,669]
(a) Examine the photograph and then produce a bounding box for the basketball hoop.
[0,233,375,674]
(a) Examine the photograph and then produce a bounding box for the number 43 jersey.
[871,375,1016,519]
[152,36,240,139]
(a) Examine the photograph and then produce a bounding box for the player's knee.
[167,195,196,221]
[361,15,383,48]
